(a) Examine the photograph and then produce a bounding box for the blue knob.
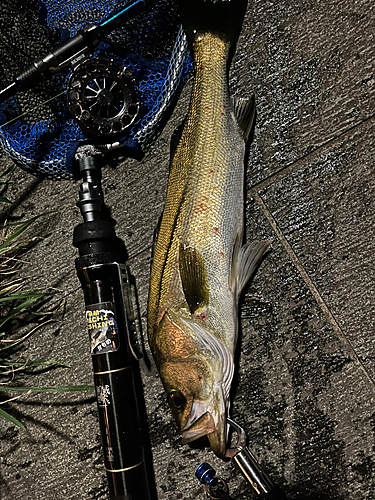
[195,463,216,486]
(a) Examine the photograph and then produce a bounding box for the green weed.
[0,175,93,429]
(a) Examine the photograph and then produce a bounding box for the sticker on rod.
[86,302,120,354]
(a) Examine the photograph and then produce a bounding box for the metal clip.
[225,418,275,496]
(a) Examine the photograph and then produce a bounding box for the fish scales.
[147,0,269,458]
[149,33,243,347]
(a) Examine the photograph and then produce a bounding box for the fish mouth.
[181,409,227,458]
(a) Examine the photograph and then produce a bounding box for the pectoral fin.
[230,236,271,298]
[179,243,209,313]
[179,316,234,401]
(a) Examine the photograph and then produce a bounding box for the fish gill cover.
[0,0,192,178]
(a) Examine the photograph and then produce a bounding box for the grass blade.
[0,217,39,250]
[0,385,94,393]
[0,212,52,252]
[0,212,53,231]
[0,296,48,329]
[0,407,25,429]
[0,358,70,369]
[0,292,51,304]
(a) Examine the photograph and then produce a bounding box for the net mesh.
[0,0,191,178]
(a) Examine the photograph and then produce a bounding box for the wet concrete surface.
[0,0,374,499]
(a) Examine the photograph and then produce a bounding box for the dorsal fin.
[230,236,271,298]
[231,95,256,144]
[179,243,209,313]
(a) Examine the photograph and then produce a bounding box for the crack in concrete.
[250,189,375,394]
[249,113,375,193]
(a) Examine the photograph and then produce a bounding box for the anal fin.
[230,237,271,297]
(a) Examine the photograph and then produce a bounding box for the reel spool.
[68,56,140,138]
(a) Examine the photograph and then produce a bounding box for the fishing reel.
[67,55,140,138]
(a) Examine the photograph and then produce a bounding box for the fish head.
[152,309,233,458]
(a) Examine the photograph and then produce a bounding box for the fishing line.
[0,89,69,129]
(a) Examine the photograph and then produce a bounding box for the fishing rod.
[0,0,156,104]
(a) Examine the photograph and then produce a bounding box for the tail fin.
[176,0,248,46]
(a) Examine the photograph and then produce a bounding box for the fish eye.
[169,390,186,410]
